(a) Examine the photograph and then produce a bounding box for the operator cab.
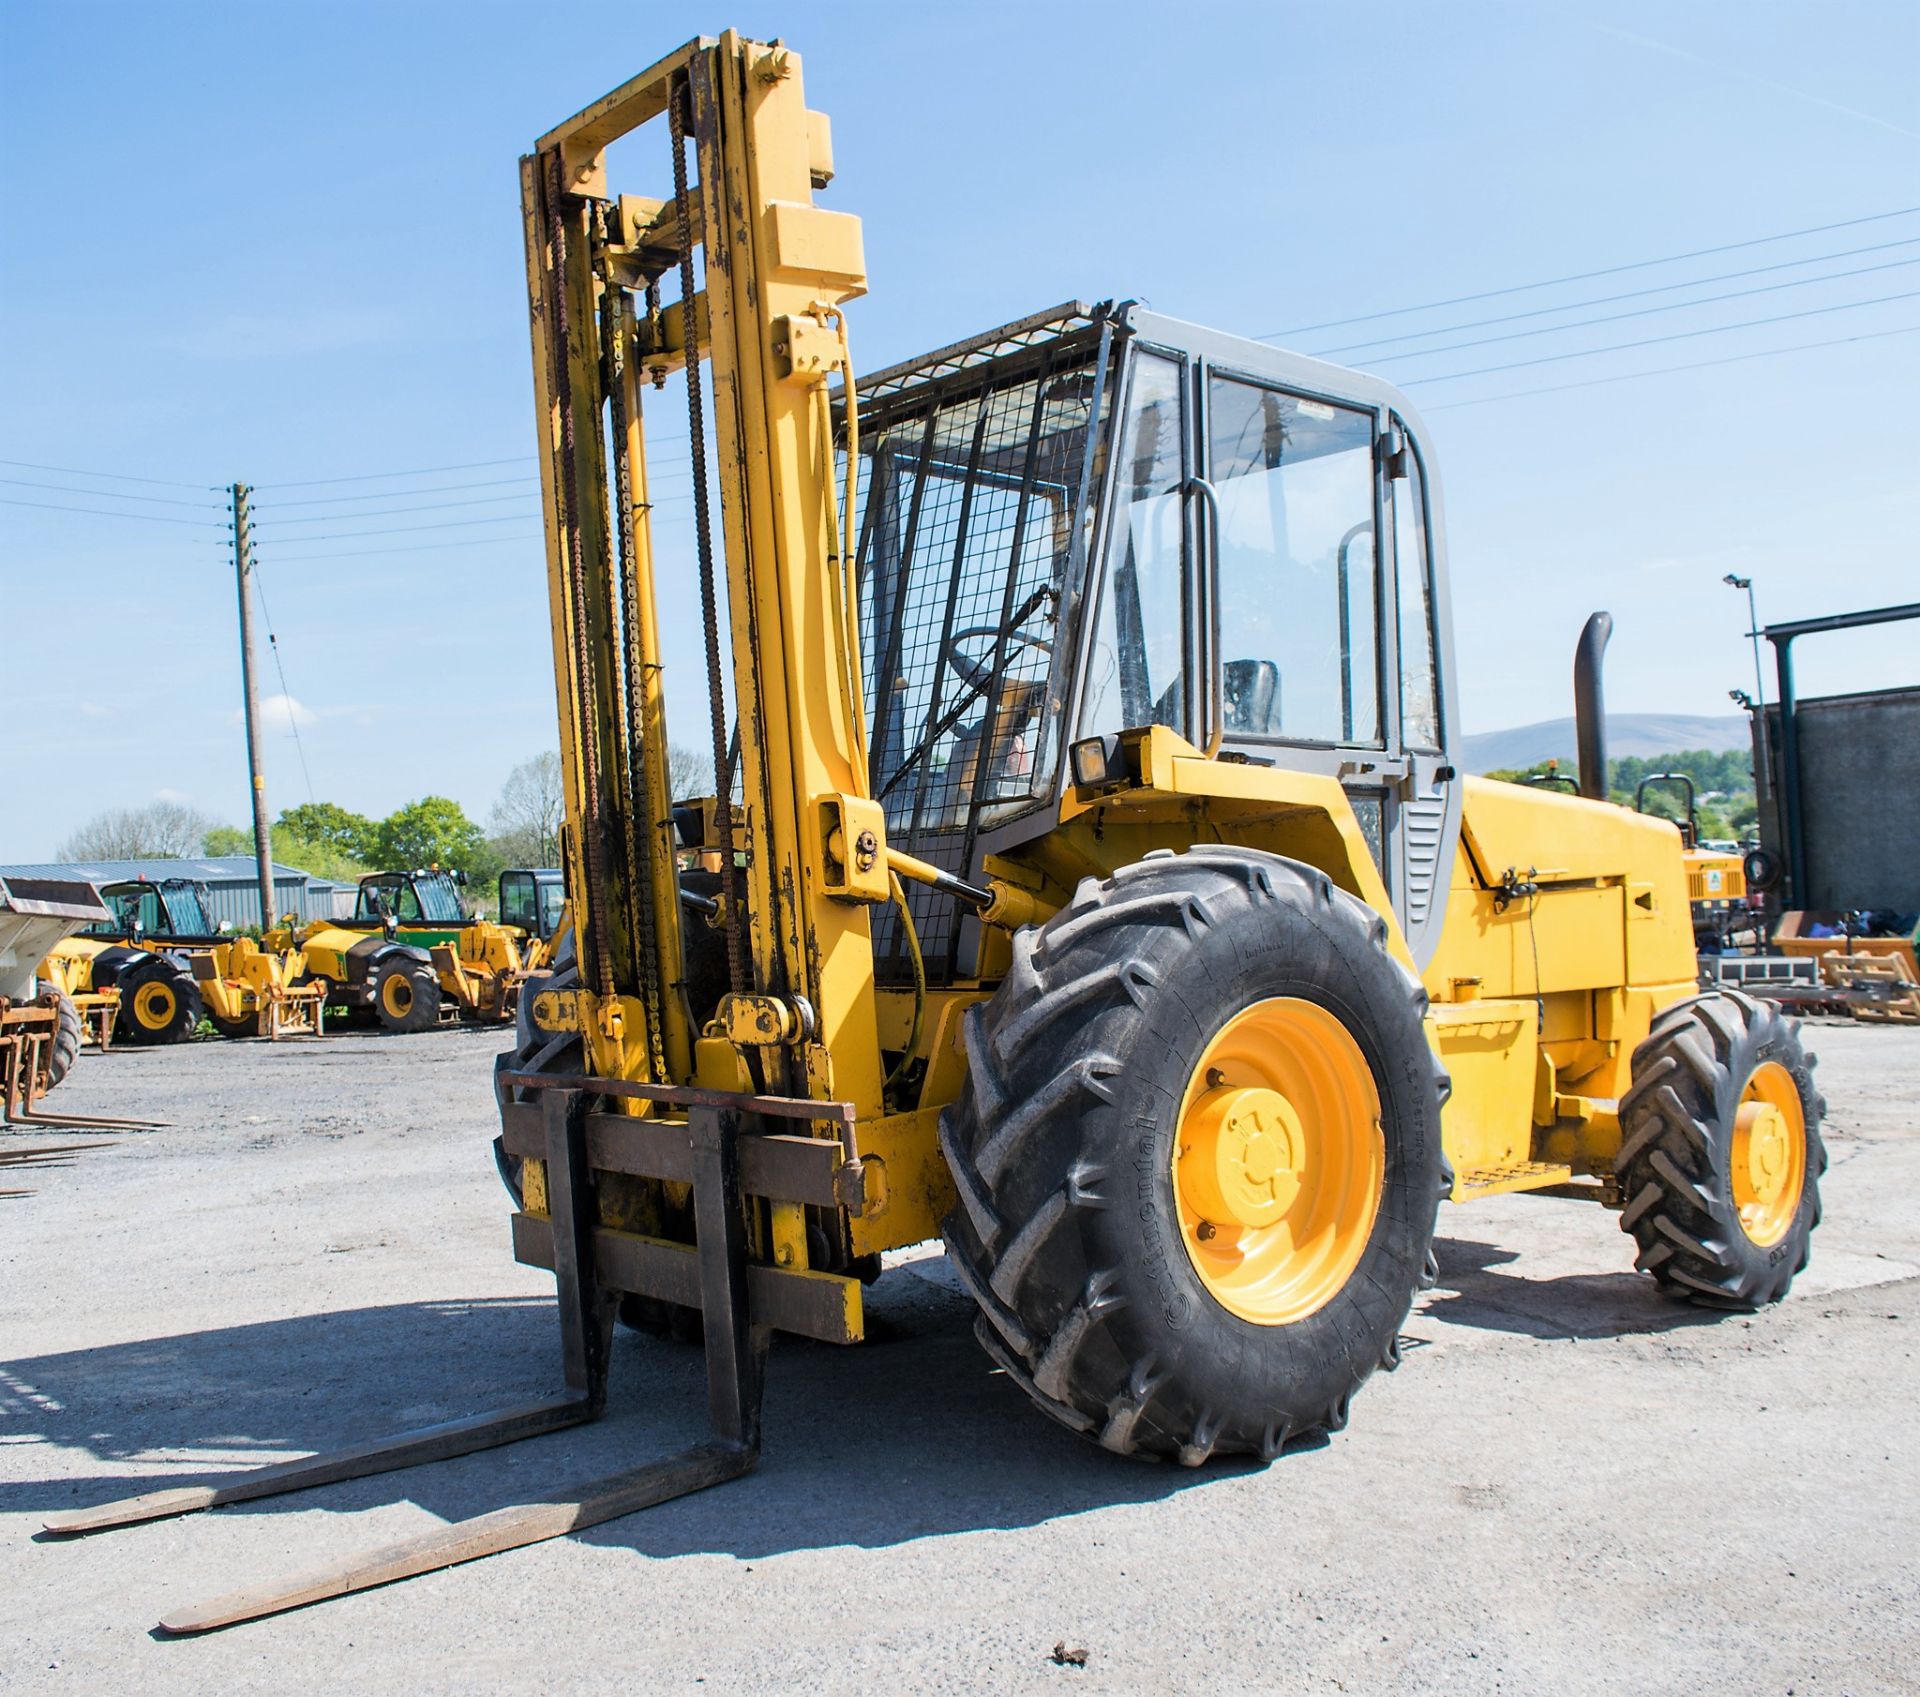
[498,868,564,940]
[354,871,469,925]
[88,877,219,941]
[848,300,1460,979]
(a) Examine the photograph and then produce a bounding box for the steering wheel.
[941,624,1054,695]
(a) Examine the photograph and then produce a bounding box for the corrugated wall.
[201,877,339,930]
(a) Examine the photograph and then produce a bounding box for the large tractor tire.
[941,846,1450,1464]
[1616,990,1825,1309]
[43,991,82,1091]
[372,956,439,1034]
[116,959,202,1045]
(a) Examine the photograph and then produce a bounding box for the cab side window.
[1206,377,1380,746]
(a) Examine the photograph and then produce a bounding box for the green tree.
[375,796,487,874]
[278,802,377,862]
[205,822,369,884]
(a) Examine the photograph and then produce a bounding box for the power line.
[257,531,547,564]
[250,456,533,490]
[257,512,551,544]
[1404,287,1920,385]
[0,496,229,528]
[1423,321,1920,412]
[255,475,543,509]
[254,492,542,526]
[245,559,316,805]
[0,456,215,490]
[1261,203,1920,339]
[0,475,227,509]
[1314,235,1920,356]
[1371,254,1920,366]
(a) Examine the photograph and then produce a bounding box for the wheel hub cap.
[1171,997,1385,1327]
[1179,1085,1305,1230]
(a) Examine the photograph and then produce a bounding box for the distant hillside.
[1459,713,1749,774]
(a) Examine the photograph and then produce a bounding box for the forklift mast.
[524,32,882,1113]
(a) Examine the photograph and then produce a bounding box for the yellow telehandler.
[51,32,1825,1630]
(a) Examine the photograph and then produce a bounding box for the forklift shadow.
[1419,1236,1723,1342]
[5,1273,1238,1550]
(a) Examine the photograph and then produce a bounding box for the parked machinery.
[267,871,453,1033]
[276,868,567,1030]
[1633,773,1754,950]
[49,32,1829,1628]
[433,869,568,1023]
[40,878,208,1045]
[43,876,323,1041]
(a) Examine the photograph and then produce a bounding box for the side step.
[43,1076,846,1632]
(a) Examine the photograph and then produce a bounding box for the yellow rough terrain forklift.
[51,32,1826,1630]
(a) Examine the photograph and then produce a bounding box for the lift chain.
[545,150,616,1004]
[604,279,669,1085]
[670,75,746,997]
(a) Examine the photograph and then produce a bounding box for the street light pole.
[1724,573,1769,805]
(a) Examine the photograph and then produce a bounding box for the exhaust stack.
[1573,611,1612,801]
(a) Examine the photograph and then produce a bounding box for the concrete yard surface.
[2,1021,1915,1695]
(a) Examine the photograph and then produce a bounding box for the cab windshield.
[499,872,563,939]
[94,880,214,936]
[356,875,465,924]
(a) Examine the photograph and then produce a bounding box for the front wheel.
[116,960,201,1045]
[373,957,439,1034]
[941,846,1450,1464]
[1615,990,1825,1308]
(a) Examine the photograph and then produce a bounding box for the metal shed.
[0,858,351,931]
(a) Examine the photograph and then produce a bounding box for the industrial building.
[0,857,350,931]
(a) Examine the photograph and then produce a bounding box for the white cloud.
[77,701,114,720]
[154,787,192,804]
[229,693,319,733]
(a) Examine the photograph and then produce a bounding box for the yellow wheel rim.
[1732,1060,1806,1248]
[1172,997,1385,1326]
[133,980,177,1031]
[381,973,413,1019]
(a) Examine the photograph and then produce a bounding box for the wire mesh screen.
[843,328,1114,984]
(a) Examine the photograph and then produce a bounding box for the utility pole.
[230,482,276,931]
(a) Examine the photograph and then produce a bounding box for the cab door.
[1191,365,1459,966]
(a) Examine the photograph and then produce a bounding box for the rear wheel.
[941,846,1449,1464]
[373,957,438,1034]
[1616,990,1825,1308]
[206,1008,260,1040]
[44,991,82,1090]
[116,961,201,1045]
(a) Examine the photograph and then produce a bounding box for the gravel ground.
[2,1018,1915,1695]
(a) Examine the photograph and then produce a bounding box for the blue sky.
[4,1,1915,858]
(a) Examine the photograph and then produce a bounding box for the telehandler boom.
[49,30,1825,1630]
